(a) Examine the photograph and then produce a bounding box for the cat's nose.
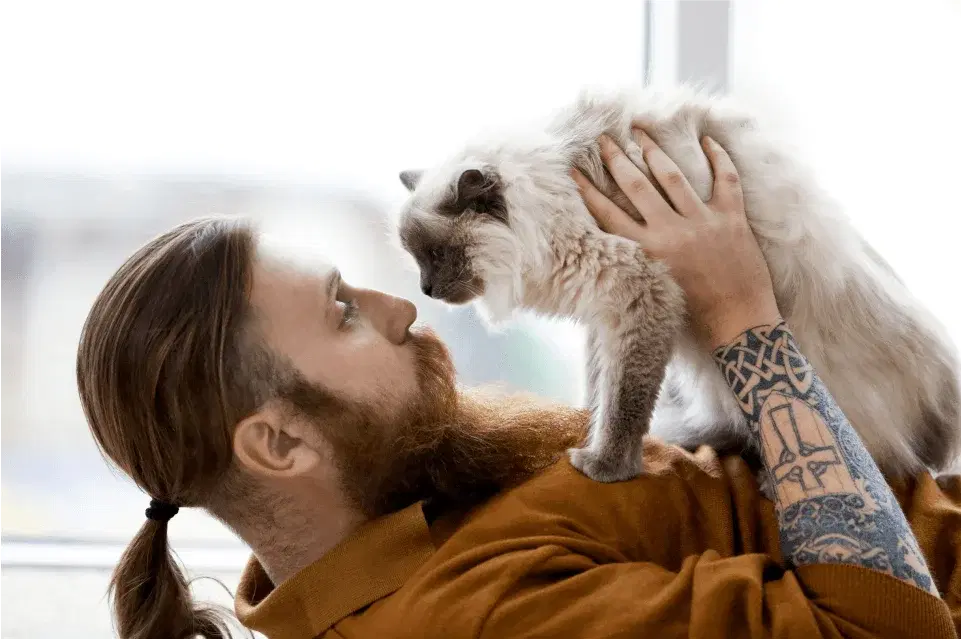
[420,271,434,297]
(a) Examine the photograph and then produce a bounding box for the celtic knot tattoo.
[714,322,937,595]
[713,321,814,424]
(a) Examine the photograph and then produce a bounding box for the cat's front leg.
[566,242,685,482]
[569,321,673,482]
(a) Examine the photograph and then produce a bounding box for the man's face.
[243,243,585,517]
[250,252,422,420]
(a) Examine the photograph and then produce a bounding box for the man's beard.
[278,327,588,517]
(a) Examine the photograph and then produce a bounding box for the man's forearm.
[713,321,938,595]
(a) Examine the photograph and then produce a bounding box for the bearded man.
[77,137,959,638]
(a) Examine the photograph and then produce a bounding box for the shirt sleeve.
[473,549,954,638]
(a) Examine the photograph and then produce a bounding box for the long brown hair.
[77,217,271,638]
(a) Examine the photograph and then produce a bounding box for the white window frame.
[645,0,731,92]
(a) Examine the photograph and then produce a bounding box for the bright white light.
[1,0,645,188]
[731,0,961,344]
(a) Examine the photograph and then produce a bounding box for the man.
[77,135,959,638]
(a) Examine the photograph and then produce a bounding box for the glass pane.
[1,565,246,638]
[0,0,644,640]
[729,0,961,347]
[1,1,647,544]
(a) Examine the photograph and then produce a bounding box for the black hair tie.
[145,499,180,523]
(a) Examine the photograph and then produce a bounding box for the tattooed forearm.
[713,322,937,595]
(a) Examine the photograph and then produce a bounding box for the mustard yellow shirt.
[236,440,960,638]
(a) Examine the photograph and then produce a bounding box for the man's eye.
[339,299,358,328]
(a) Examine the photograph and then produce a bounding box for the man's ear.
[399,169,424,192]
[232,405,323,480]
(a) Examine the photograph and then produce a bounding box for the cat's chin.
[433,276,485,306]
[439,291,479,305]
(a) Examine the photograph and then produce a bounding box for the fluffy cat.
[394,87,961,483]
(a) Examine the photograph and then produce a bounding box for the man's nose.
[355,288,417,345]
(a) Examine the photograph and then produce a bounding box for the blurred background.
[2,0,959,636]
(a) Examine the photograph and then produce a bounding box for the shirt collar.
[235,502,434,638]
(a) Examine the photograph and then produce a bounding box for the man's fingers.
[598,135,675,226]
[571,169,646,242]
[702,136,745,214]
[633,129,703,217]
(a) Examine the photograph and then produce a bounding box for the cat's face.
[396,166,515,305]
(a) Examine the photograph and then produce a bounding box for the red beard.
[277,326,588,517]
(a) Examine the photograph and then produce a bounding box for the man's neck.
[239,488,367,586]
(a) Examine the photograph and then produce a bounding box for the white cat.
[395,87,961,483]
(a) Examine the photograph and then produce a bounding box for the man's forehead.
[256,232,337,280]
[252,233,340,312]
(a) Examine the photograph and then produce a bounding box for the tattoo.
[714,322,937,595]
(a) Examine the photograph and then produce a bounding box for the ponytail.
[111,518,233,638]
[76,219,265,637]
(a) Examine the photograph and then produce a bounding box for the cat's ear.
[399,170,424,192]
[456,169,506,221]
[456,169,492,202]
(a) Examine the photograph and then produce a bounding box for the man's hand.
[572,131,781,349]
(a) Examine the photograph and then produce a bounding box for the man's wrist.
[704,309,783,351]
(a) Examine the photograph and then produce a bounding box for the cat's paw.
[568,446,642,483]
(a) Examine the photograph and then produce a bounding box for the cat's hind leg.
[651,390,774,499]
[584,326,602,417]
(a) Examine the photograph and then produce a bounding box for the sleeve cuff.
[796,564,955,638]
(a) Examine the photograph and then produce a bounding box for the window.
[728,0,961,345]
[1,2,648,636]
[7,2,957,636]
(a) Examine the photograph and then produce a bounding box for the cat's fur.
[395,87,961,482]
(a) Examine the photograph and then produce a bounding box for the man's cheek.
[382,359,420,405]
